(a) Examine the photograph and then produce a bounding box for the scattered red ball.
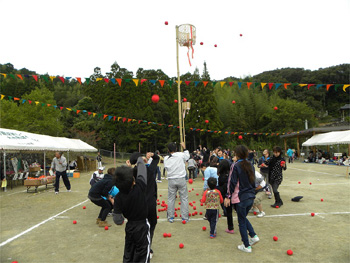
[321,198,324,202]
[193,206,196,210]
[200,212,203,215]
[311,212,315,217]
[218,214,221,218]
[83,206,86,209]
[238,135,243,140]
[179,243,184,249]
[273,236,278,241]
[179,202,181,205]
[167,233,172,237]
[73,220,77,224]
[165,21,168,25]
[202,177,205,181]
[240,34,243,37]
[182,220,186,224]
[275,206,279,208]
[274,106,278,110]
[214,44,217,47]
[152,94,159,103]
[253,211,257,215]
[188,179,193,184]
[298,181,301,184]
[160,195,162,197]
[287,250,293,255]
[309,182,312,185]
[193,201,195,203]
[174,99,178,103]
[11,261,18,263]
[183,98,187,102]
[202,226,207,231]
[232,100,236,104]
[200,203,203,206]
[205,120,209,124]
[200,42,203,45]
[105,226,109,230]
[157,216,159,219]
[196,193,199,196]
[163,233,168,238]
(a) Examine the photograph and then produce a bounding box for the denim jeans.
[236,198,256,247]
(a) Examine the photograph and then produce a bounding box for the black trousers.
[91,198,113,221]
[147,204,157,247]
[55,171,71,192]
[188,168,195,179]
[206,209,219,235]
[226,203,234,230]
[124,220,150,263]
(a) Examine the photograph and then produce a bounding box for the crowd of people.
[81,143,290,262]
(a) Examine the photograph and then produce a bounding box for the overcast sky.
[0,0,349,80]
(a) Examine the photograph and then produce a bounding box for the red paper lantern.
[232,100,236,104]
[205,120,209,124]
[214,44,217,47]
[274,106,278,110]
[152,94,159,103]
[174,99,178,103]
[200,42,203,45]
[165,21,168,25]
[238,135,243,140]
[183,98,187,102]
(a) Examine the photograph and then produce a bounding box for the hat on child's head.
[98,166,105,171]
[291,196,303,202]
[130,152,142,165]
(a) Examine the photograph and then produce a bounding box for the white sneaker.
[55,192,59,194]
[156,180,162,183]
[249,235,260,246]
[249,208,259,213]
[67,190,71,192]
[257,211,265,218]
[238,244,252,253]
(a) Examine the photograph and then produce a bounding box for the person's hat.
[98,166,105,170]
[291,196,303,202]
[129,152,142,165]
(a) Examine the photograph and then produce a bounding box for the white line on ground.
[0,199,89,247]
[156,211,350,222]
[289,167,345,177]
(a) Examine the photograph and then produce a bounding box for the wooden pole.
[297,136,300,158]
[114,143,116,168]
[176,26,184,150]
[284,138,287,154]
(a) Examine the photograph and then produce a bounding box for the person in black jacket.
[88,168,117,228]
[113,157,150,263]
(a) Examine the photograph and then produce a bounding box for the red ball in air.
[183,98,187,102]
[205,120,209,124]
[188,179,193,184]
[202,177,205,181]
[214,44,217,47]
[274,106,278,110]
[200,42,203,45]
[287,250,293,256]
[202,226,207,231]
[179,243,184,249]
[232,100,236,104]
[152,94,159,103]
[174,99,178,103]
[240,34,243,37]
[238,135,243,140]
[165,21,168,25]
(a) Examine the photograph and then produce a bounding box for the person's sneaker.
[55,192,59,194]
[96,218,101,224]
[67,189,71,192]
[168,217,174,223]
[156,180,162,183]
[257,211,265,218]
[203,216,207,220]
[150,249,153,259]
[107,213,113,217]
[210,234,216,239]
[249,208,259,213]
[249,235,260,246]
[99,220,112,227]
[238,244,252,253]
[268,195,272,199]
[225,229,234,234]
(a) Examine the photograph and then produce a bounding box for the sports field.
[0,162,349,263]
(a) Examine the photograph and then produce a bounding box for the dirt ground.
[0,161,349,263]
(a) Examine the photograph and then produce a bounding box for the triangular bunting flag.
[65,77,71,80]
[108,116,113,121]
[254,82,260,88]
[203,81,209,87]
[76,110,81,114]
[88,112,92,116]
[275,83,282,90]
[307,84,315,90]
[66,108,72,111]
[194,81,200,87]
[28,100,32,104]
[110,78,116,84]
[117,117,122,121]
[17,74,23,80]
[85,78,90,84]
[149,80,157,85]
[125,79,131,83]
[24,75,29,78]
[335,84,341,91]
[49,76,55,81]
[32,75,38,82]
[316,84,323,90]
[212,81,217,86]
[185,81,191,86]
[22,99,26,104]
[284,83,291,89]
[0,73,6,78]
[113,116,116,121]
[159,80,165,87]
[0,94,5,100]
[128,119,132,122]
[220,81,226,87]
[97,114,103,118]
[247,82,252,89]
[58,77,65,83]
[133,79,139,86]
[7,96,12,101]
[103,114,108,120]
[14,97,20,101]
[141,79,148,85]
[103,78,109,83]
[299,84,307,87]
[229,82,234,87]
[116,78,122,86]
[59,106,63,110]
[76,77,81,84]
[176,81,182,85]
[9,74,15,79]
[343,84,350,92]
[268,83,274,90]
[167,80,173,86]
[238,82,242,89]
[261,83,267,89]
[123,117,127,123]
[35,101,39,105]
[96,78,103,82]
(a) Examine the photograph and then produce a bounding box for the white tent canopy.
[0,128,97,152]
[302,130,350,147]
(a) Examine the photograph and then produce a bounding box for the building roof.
[280,125,350,139]
[340,104,350,110]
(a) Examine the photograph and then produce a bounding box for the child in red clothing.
[201,177,223,238]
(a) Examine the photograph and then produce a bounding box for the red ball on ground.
[73,220,77,224]
[179,202,181,205]
[175,214,178,217]
[193,201,195,203]
[152,94,160,103]
[200,212,203,215]
[205,120,209,123]
[183,98,187,102]
[274,106,278,110]
[218,214,221,218]
[238,135,243,140]
[321,198,324,202]
[309,182,312,185]
[192,212,195,216]
[200,203,203,206]
[157,202,160,205]
[182,220,186,224]
[179,243,184,248]
[253,211,257,215]
[311,212,315,217]
[163,233,168,237]
[232,100,236,104]
[189,190,191,193]
[162,200,165,203]
[196,193,199,196]
[298,181,301,184]
[188,213,191,216]
[160,195,162,197]
[200,42,203,45]
[83,206,86,209]
[157,216,159,219]
[105,226,109,230]
[202,177,205,181]
[188,179,193,184]
[167,233,172,237]
[157,199,159,201]
[273,236,278,241]
[165,21,168,25]
[202,226,207,231]
[174,99,178,103]
[158,209,161,212]
[11,261,18,263]
[193,206,196,210]
[287,250,293,255]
